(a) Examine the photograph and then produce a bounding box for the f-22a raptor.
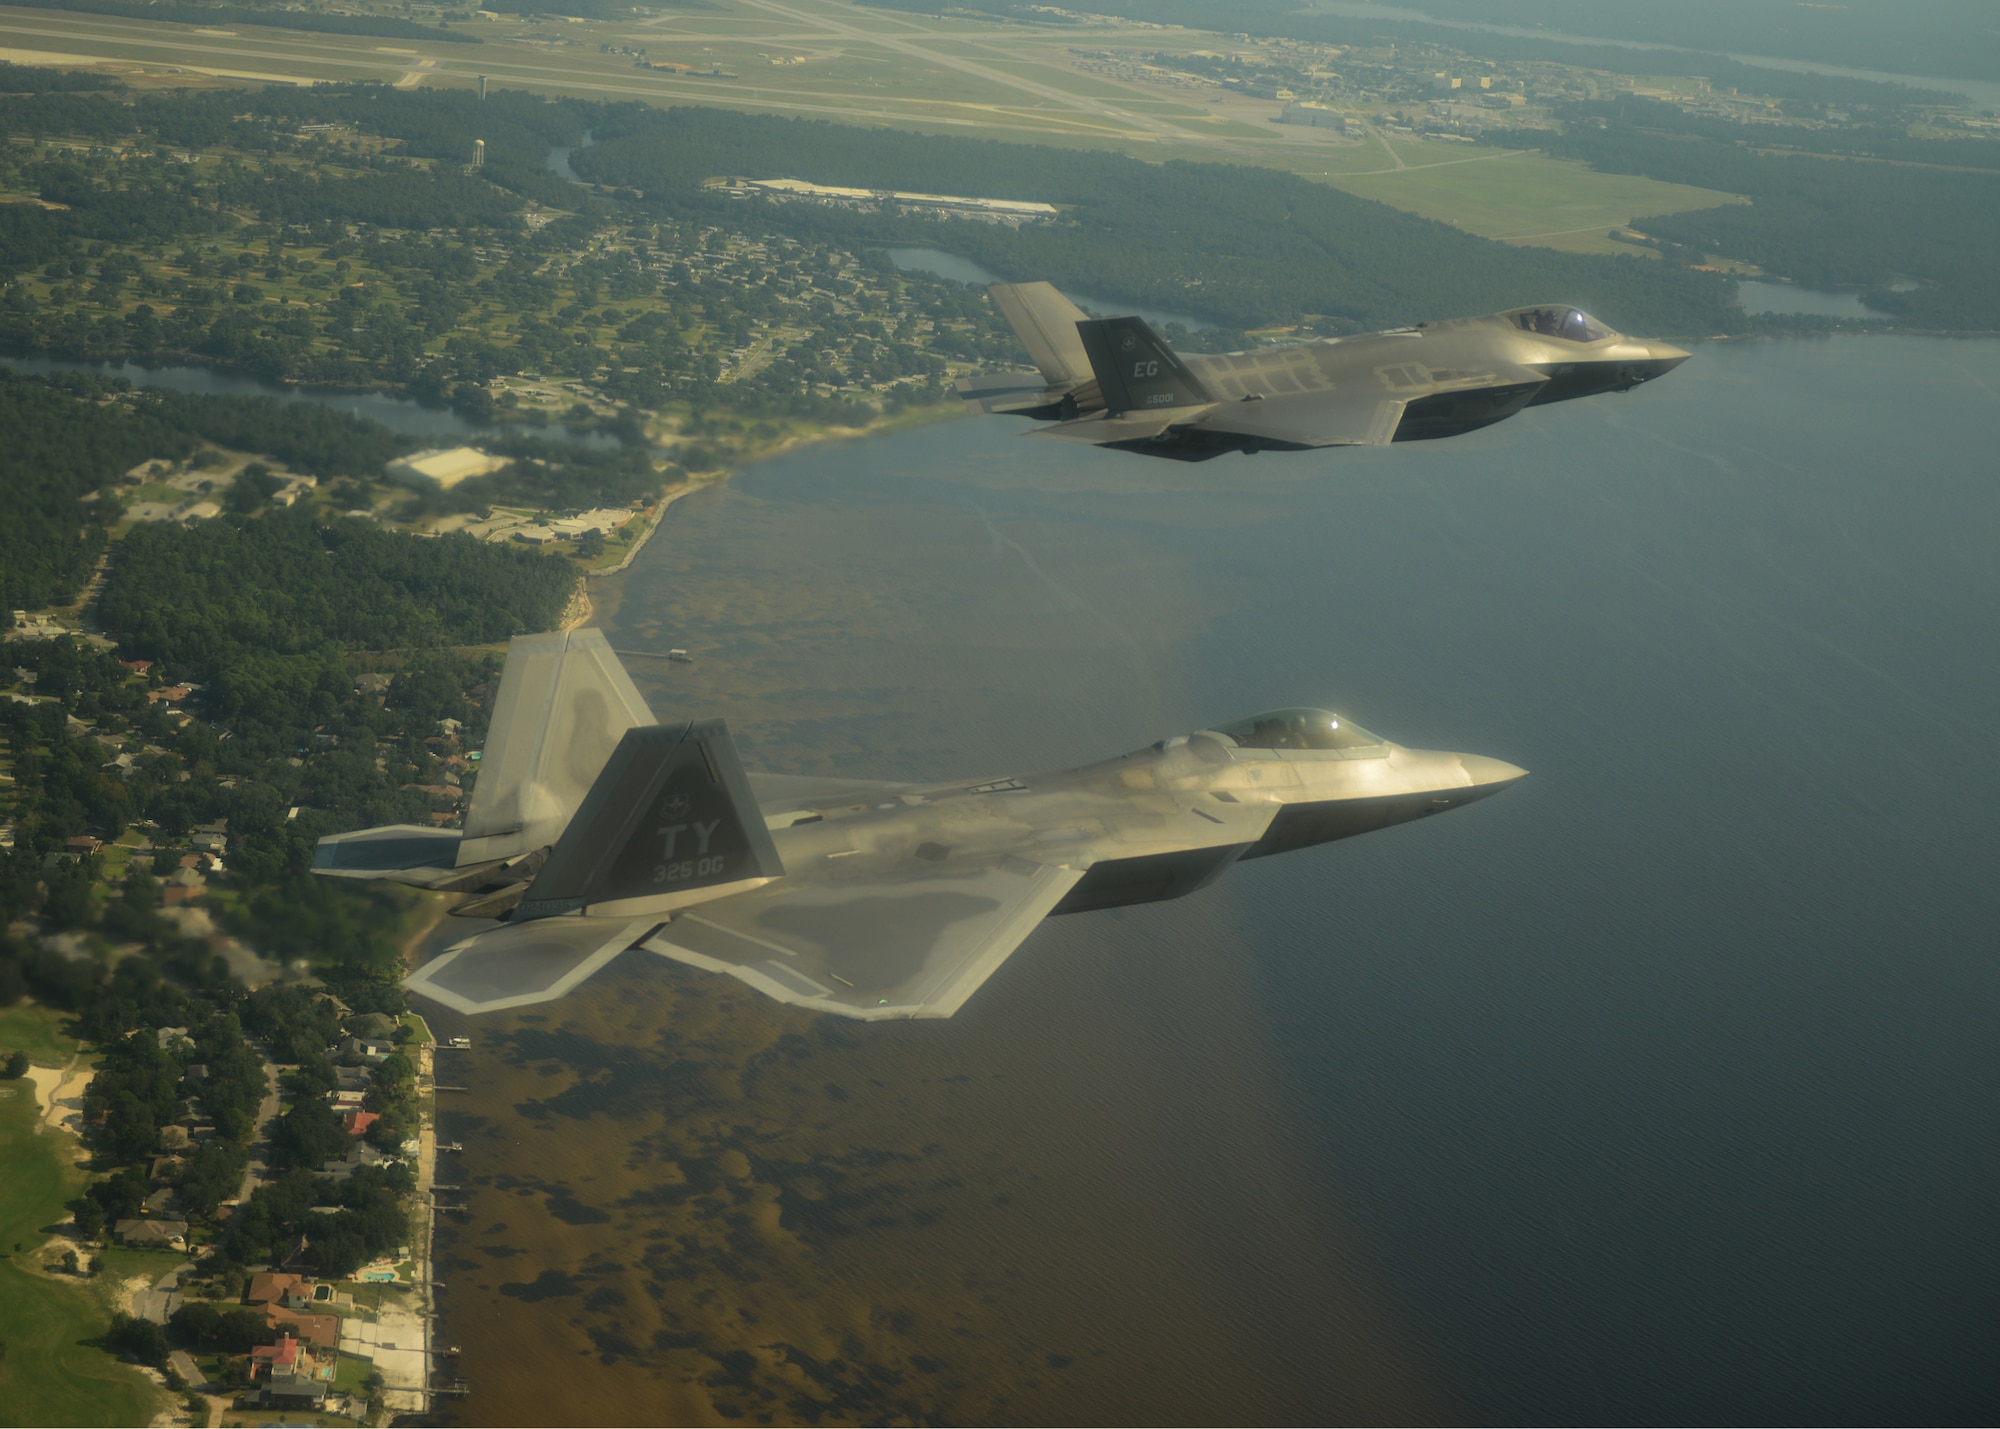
[313,631,1525,1022]
[958,282,1690,461]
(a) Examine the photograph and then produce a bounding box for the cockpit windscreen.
[1511,307,1612,343]
[1211,707,1384,751]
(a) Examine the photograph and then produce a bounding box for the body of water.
[0,355,621,447]
[1733,280,1880,318]
[0,355,486,439]
[886,247,1216,332]
[427,336,1999,1425]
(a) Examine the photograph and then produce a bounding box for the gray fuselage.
[755,718,1526,918]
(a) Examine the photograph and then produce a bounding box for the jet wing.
[1021,394,1400,456]
[640,852,1085,1021]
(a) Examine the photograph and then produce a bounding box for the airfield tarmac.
[0,0,1737,254]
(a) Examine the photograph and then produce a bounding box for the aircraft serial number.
[655,856,726,883]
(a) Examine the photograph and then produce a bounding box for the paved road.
[132,1260,190,1324]
[231,1055,282,1206]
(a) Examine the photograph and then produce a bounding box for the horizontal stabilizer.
[1023,409,1185,446]
[314,825,465,887]
[404,915,654,1015]
[954,370,1102,419]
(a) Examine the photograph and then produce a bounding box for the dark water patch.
[511,1058,715,1122]
[748,1148,928,1240]
[544,1191,612,1226]
[770,1341,929,1425]
[498,1269,583,1302]
[616,1164,718,1208]
[582,1286,627,1313]
[479,1244,525,1259]
[585,1322,643,1364]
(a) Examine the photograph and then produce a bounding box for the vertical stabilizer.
[457,630,655,866]
[989,281,1094,389]
[1076,315,1213,414]
[515,718,784,921]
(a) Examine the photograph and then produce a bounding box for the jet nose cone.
[1649,341,1692,371]
[1460,754,1529,796]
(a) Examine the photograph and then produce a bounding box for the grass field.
[0,0,1743,253]
[1322,149,1744,255]
[0,1002,75,1068]
[0,1009,166,1428]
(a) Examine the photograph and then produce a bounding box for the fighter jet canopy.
[1506,306,1614,343]
[1210,707,1384,751]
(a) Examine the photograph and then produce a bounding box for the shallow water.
[432,336,2000,1425]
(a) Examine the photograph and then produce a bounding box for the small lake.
[886,246,1217,332]
[1734,280,1881,319]
[0,355,621,447]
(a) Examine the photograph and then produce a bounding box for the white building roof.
[385,448,509,489]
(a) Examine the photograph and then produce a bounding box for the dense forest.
[101,508,572,682]
[0,370,411,612]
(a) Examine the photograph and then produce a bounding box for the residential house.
[261,1305,339,1353]
[245,1271,308,1307]
[114,1218,188,1249]
[263,1370,329,1409]
[142,1187,182,1217]
[249,1332,332,1408]
[162,868,206,906]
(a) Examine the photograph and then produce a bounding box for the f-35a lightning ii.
[958,282,1690,461]
[313,631,1526,1021]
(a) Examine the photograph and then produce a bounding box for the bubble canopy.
[1507,306,1613,343]
[1209,707,1385,751]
